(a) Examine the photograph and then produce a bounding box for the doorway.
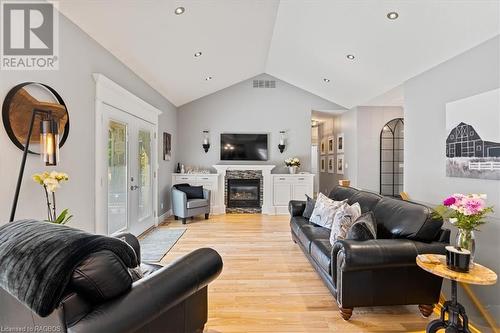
[105,104,155,236]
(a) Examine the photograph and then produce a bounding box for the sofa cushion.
[297,224,330,252]
[176,185,204,199]
[347,212,377,241]
[71,250,132,304]
[372,197,443,242]
[328,186,358,201]
[290,216,310,236]
[186,198,209,209]
[310,239,332,274]
[347,191,382,213]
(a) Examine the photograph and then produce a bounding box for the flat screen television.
[220,133,268,161]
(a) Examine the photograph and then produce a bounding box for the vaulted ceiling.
[58,0,499,108]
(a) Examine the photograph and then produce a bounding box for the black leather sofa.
[289,186,450,320]
[0,232,223,333]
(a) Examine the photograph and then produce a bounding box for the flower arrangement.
[32,171,73,224]
[434,193,493,231]
[284,158,301,167]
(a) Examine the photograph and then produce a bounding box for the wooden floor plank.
[160,214,432,333]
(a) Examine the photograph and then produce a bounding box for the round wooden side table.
[416,254,497,333]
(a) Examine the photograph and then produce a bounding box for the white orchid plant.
[284,157,301,167]
[32,171,73,224]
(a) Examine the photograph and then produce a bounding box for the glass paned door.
[137,129,153,222]
[108,120,128,234]
[103,104,156,236]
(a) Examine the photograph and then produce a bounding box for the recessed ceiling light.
[194,51,202,57]
[205,76,213,81]
[346,54,355,60]
[323,78,330,83]
[174,7,185,15]
[387,11,399,20]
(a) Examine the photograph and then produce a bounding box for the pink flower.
[463,197,485,216]
[443,197,456,206]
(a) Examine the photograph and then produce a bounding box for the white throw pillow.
[329,202,362,245]
[309,193,346,229]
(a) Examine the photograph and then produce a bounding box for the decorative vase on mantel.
[455,228,476,266]
[289,166,298,174]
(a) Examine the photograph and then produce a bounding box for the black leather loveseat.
[289,186,450,320]
[0,232,223,333]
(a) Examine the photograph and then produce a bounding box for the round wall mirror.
[2,82,69,154]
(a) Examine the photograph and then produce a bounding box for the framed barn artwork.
[445,88,500,180]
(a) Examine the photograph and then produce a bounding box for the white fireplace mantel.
[213,165,276,214]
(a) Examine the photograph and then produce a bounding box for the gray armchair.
[172,185,211,224]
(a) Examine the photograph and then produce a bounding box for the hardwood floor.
[160,214,433,333]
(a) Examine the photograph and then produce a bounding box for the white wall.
[356,106,404,192]
[177,74,342,174]
[0,13,177,231]
[338,106,403,192]
[404,35,500,325]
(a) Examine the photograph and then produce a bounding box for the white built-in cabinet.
[271,174,314,215]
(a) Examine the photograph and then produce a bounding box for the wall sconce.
[278,130,286,153]
[202,130,210,153]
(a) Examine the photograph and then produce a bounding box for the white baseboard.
[157,209,172,225]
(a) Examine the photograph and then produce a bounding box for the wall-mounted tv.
[220,133,268,161]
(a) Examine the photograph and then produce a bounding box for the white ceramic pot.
[289,166,298,174]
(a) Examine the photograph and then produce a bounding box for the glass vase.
[455,228,475,267]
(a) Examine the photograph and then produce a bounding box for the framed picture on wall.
[336,154,344,174]
[328,156,335,173]
[320,138,327,155]
[327,136,334,154]
[163,132,172,161]
[320,156,326,172]
[337,133,344,154]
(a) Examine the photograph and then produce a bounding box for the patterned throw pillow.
[329,202,362,245]
[347,212,378,241]
[309,193,346,229]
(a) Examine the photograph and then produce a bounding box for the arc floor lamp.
[2,82,69,222]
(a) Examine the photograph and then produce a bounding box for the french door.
[105,103,156,236]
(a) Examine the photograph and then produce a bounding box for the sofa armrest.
[112,232,140,264]
[288,200,306,217]
[332,239,447,273]
[203,189,211,207]
[171,188,188,217]
[68,248,223,333]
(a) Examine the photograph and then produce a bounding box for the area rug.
[139,227,186,262]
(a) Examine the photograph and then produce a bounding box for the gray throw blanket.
[0,219,138,317]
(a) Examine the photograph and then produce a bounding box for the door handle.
[130,185,139,190]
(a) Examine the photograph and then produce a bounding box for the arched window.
[380,118,404,197]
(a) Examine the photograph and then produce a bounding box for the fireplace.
[227,178,260,208]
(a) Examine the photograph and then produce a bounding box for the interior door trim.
[94,73,161,235]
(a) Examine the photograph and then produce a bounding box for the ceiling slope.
[58,0,280,106]
[59,1,499,108]
[266,0,499,108]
